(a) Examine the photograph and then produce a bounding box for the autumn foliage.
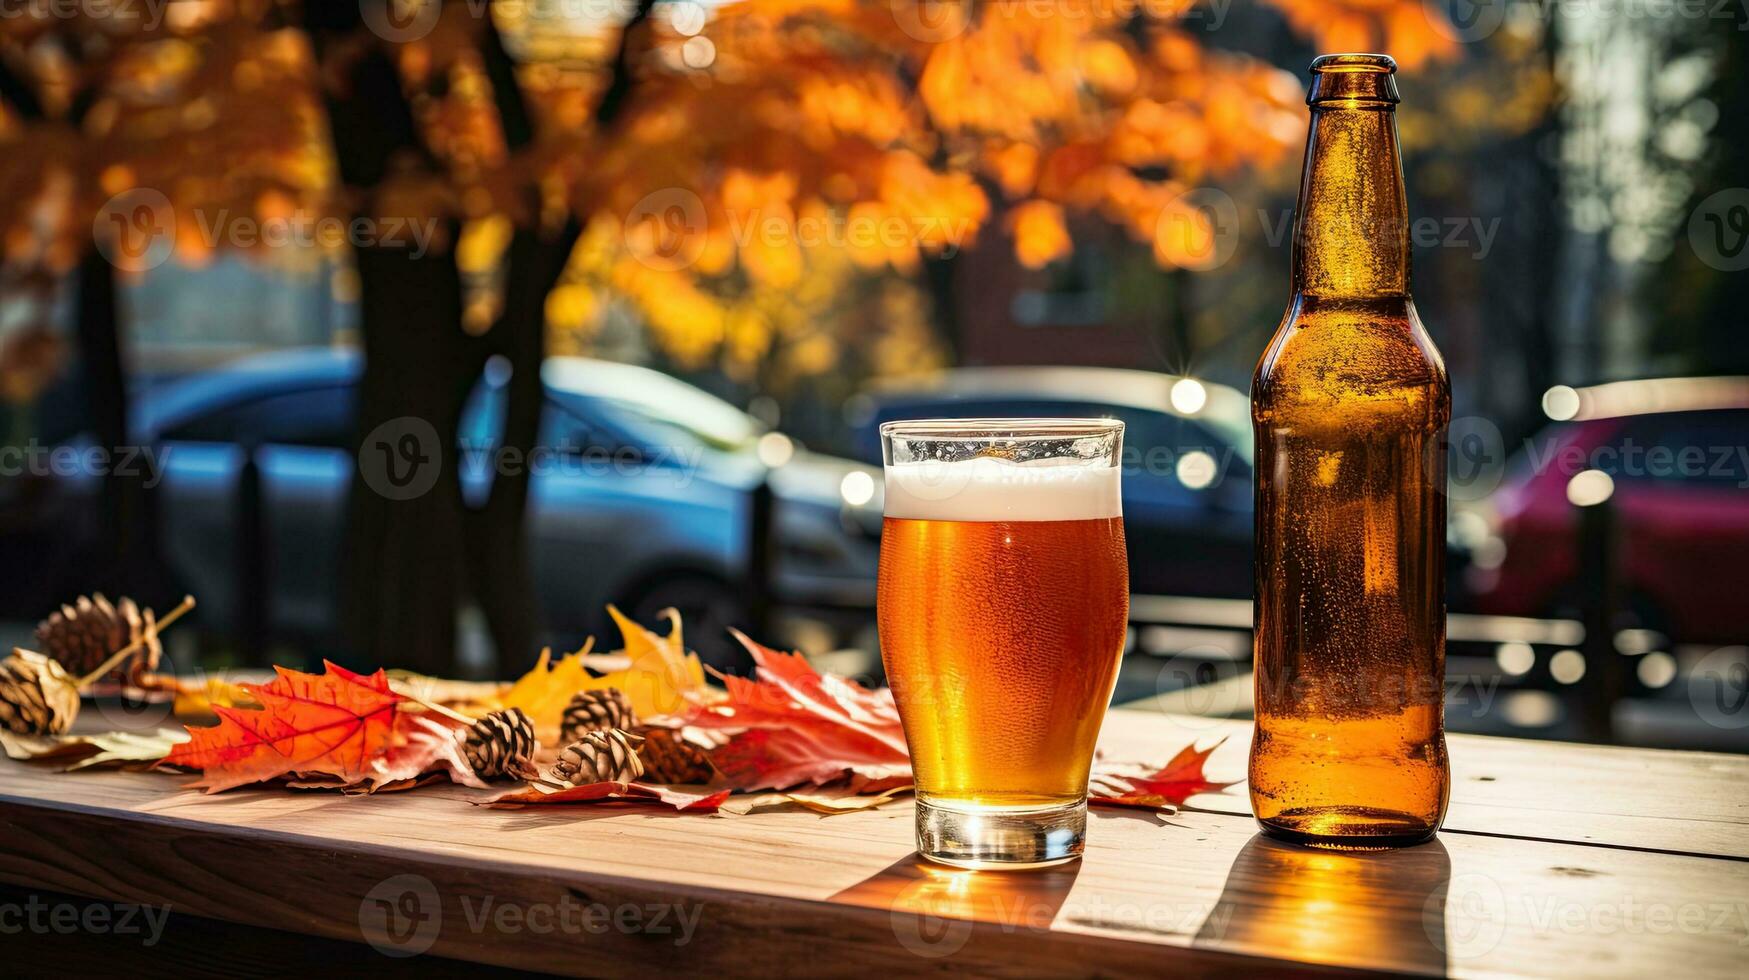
[0,0,1464,387]
[147,611,1237,812]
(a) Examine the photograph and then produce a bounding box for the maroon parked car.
[1464,378,1749,643]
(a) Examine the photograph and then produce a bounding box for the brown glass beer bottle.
[1249,54,1451,848]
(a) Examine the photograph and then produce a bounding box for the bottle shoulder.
[1253,297,1449,428]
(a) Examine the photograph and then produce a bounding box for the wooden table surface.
[2,708,1745,977]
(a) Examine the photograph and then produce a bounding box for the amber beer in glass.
[1250,54,1452,848]
[879,420,1128,868]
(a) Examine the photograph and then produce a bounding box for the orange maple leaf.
[162,661,409,793]
[1091,738,1237,812]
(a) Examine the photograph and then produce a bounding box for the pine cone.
[34,594,162,681]
[0,649,81,735]
[462,708,539,781]
[560,688,635,745]
[547,729,645,786]
[634,726,714,785]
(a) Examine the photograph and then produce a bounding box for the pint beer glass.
[878,420,1128,868]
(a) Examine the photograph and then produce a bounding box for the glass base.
[915,797,1086,870]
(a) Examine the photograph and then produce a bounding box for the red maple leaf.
[676,632,909,790]
[162,661,410,793]
[1091,738,1237,811]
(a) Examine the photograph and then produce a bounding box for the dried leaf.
[163,661,409,793]
[781,784,911,814]
[386,671,508,709]
[842,764,912,796]
[480,779,730,812]
[0,731,65,761]
[1,728,187,769]
[1091,738,1236,812]
[64,730,190,771]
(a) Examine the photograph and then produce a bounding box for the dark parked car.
[62,348,881,665]
[849,367,1256,599]
[1464,377,1749,644]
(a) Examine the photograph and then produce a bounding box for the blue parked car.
[91,348,881,664]
[848,367,1256,599]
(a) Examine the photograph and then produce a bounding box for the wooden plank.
[1,714,1746,976]
[1099,710,1749,860]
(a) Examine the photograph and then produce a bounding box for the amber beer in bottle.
[1249,54,1451,848]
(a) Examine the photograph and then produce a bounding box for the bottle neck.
[1290,103,1410,300]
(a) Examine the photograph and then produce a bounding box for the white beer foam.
[884,457,1121,522]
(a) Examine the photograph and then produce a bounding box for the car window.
[1612,410,1749,488]
[459,379,618,461]
[567,370,759,454]
[164,385,357,449]
[540,397,619,455]
[585,394,758,457]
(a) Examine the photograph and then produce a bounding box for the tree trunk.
[303,8,476,673]
[344,242,474,672]
[0,56,157,605]
[457,8,581,667]
[923,252,964,361]
[74,244,160,602]
[310,0,650,672]
[458,0,647,668]
[461,225,560,667]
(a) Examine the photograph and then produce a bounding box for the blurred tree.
[0,0,1463,670]
[0,5,326,610]
[1647,4,1749,375]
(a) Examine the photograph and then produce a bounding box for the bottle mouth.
[1307,53,1400,106]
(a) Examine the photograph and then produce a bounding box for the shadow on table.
[1192,834,1452,975]
[831,854,1081,951]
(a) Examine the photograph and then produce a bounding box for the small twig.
[398,691,479,727]
[74,595,196,691]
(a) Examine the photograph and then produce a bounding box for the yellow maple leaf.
[581,606,709,720]
[498,606,710,740]
[172,674,260,719]
[497,639,596,738]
